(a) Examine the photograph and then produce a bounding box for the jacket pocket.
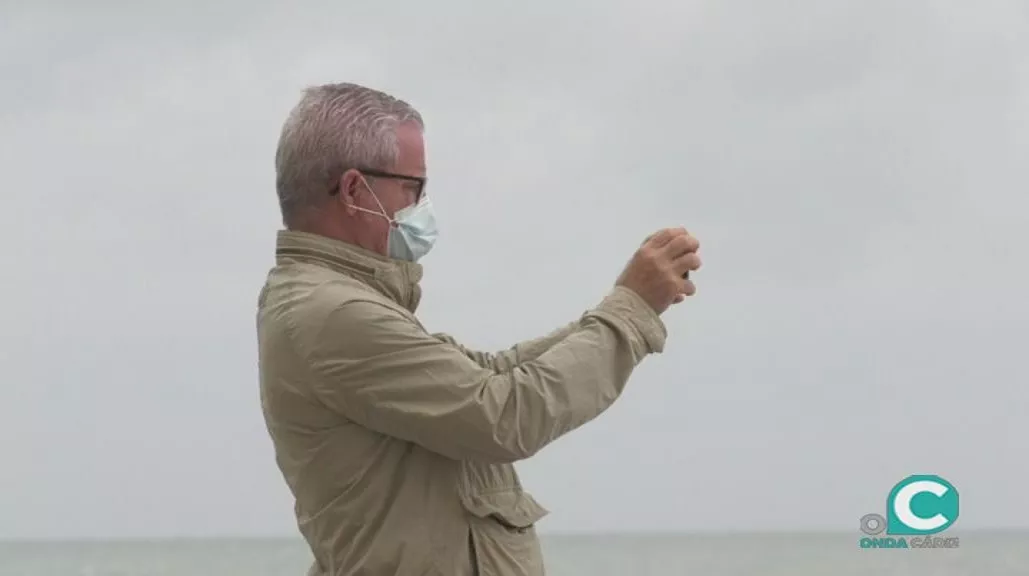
[463,489,549,576]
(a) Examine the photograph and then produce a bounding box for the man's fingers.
[645,229,674,249]
[637,227,700,304]
[661,233,699,258]
[673,252,702,275]
[645,227,689,250]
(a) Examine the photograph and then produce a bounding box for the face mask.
[352,180,439,262]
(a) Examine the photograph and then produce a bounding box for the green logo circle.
[886,474,959,535]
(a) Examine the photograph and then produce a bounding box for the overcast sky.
[1,0,1027,540]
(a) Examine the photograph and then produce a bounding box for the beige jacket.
[257,230,667,576]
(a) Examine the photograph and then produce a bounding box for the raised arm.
[297,287,665,463]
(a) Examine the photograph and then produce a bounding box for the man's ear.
[337,169,363,214]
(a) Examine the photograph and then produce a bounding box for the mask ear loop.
[347,177,397,227]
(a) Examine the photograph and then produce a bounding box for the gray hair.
[274,82,424,225]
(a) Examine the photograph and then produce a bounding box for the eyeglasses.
[329,168,426,202]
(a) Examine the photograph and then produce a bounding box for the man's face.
[336,122,427,257]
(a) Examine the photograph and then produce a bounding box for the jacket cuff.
[591,286,667,354]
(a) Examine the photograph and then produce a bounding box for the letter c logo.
[886,475,959,535]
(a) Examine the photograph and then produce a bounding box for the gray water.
[2,532,1027,575]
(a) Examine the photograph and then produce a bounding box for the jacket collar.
[275,230,423,312]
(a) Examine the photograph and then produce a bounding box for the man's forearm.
[433,319,581,372]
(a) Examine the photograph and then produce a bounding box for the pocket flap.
[463,489,549,529]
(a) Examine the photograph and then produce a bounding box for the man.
[257,82,701,576]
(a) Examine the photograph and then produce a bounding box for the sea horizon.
[4,529,1027,575]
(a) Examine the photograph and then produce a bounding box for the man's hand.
[616,227,701,314]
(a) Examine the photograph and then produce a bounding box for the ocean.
[2,531,1027,575]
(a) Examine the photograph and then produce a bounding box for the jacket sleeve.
[431,321,580,373]
[297,286,667,463]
